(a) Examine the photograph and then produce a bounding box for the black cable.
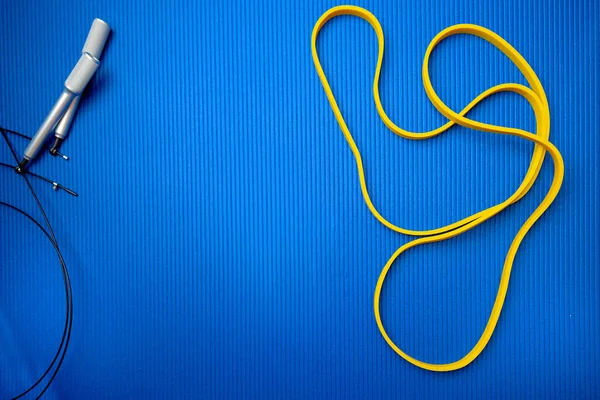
[2,129,73,399]
[0,127,32,141]
[1,200,72,399]
[1,128,74,399]
[0,163,78,197]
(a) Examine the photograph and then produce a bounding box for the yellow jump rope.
[311,5,564,371]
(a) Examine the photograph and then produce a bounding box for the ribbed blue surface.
[0,0,598,398]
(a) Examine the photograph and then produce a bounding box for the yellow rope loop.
[311,5,564,371]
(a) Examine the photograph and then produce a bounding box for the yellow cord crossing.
[311,5,564,371]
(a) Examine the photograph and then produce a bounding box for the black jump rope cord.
[1,128,73,400]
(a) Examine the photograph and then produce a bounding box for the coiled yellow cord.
[311,5,564,371]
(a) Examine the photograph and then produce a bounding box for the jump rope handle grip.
[19,18,111,170]
[51,19,111,155]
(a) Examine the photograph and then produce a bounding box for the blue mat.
[1,0,598,398]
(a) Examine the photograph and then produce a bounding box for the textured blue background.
[1,0,598,398]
